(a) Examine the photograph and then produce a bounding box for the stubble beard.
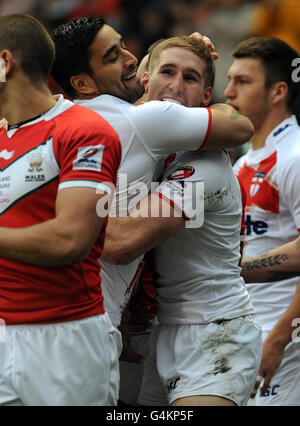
[121,79,145,104]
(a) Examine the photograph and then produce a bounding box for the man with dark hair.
[51,17,254,332]
[225,36,300,406]
[0,14,55,84]
[0,14,122,406]
[52,16,144,103]
[100,35,262,407]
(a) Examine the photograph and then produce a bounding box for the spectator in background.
[251,0,300,54]
[0,0,39,15]
[191,0,257,103]
[250,0,300,122]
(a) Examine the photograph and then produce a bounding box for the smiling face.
[88,24,144,103]
[224,57,272,132]
[146,46,212,107]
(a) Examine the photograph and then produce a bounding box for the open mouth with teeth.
[123,72,137,82]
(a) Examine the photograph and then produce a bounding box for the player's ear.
[70,73,100,97]
[142,71,149,93]
[201,86,213,107]
[270,81,288,106]
[0,50,15,81]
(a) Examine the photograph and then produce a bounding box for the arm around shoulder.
[204,103,254,150]
[102,193,185,264]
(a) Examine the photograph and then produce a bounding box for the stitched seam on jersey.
[78,263,92,300]
[0,176,59,216]
[124,109,159,161]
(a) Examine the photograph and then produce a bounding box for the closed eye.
[160,69,173,75]
[184,74,197,82]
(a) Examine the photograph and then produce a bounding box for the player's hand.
[0,118,7,129]
[189,32,219,60]
[250,337,284,398]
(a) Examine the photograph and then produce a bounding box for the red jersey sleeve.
[53,105,121,192]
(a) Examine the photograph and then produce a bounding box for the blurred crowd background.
[0,0,300,101]
[1,0,299,162]
[1,0,300,104]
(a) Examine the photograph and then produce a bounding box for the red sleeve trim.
[298,228,300,233]
[154,191,190,220]
[124,260,145,296]
[196,108,212,152]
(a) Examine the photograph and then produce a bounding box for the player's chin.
[123,85,144,104]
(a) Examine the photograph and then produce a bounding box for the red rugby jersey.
[0,97,121,324]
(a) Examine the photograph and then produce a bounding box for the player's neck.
[251,107,291,151]
[0,77,57,126]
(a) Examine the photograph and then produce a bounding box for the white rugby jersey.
[234,115,300,334]
[153,150,255,324]
[75,95,211,326]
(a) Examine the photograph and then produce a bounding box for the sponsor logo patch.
[73,145,104,171]
[167,166,195,181]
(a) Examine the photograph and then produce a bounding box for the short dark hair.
[233,37,300,111]
[148,36,215,89]
[0,14,55,84]
[51,17,106,98]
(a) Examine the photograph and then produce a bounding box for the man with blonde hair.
[102,34,262,406]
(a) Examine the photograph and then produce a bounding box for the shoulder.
[53,103,120,141]
[132,100,187,118]
[233,153,247,174]
[276,126,300,164]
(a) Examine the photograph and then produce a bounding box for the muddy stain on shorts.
[213,357,232,375]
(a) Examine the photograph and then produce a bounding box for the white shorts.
[249,338,300,406]
[0,314,122,406]
[138,315,262,406]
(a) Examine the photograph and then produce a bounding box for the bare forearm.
[102,194,185,264]
[0,188,107,266]
[0,219,91,265]
[242,237,300,282]
[207,103,254,149]
[102,216,183,265]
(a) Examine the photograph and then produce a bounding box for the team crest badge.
[250,171,265,197]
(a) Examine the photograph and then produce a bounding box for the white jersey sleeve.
[278,143,300,231]
[130,101,211,158]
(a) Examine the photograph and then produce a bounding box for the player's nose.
[224,80,235,99]
[123,49,138,70]
[169,74,184,94]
